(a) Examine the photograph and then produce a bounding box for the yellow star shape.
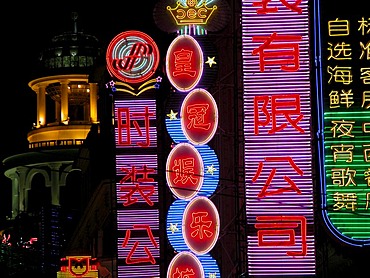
[206,164,217,175]
[209,273,217,278]
[168,223,179,234]
[205,56,217,67]
[167,109,178,120]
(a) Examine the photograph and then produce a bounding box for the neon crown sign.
[167,0,217,25]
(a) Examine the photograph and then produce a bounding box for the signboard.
[315,1,370,246]
[106,30,160,84]
[107,30,162,277]
[241,0,316,276]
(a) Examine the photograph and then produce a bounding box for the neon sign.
[106,31,160,84]
[315,3,370,246]
[166,34,204,92]
[242,0,316,276]
[114,95,160,276]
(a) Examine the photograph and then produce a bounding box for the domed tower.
[28,11,101,146]
[1,12,105,274]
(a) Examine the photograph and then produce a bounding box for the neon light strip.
[242,0,316,276]
[198,253,221,277]
[166,199,188,252]
[117,210,159,230]
[117,265,160,278]
[195,145,220,197]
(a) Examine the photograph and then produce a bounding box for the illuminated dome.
[38,12,102,76]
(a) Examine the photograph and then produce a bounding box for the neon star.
[205,56,217,67]
[207,164,217,175]
[167,109,178,120]
[209,273,217,278]
[168,223,179,234]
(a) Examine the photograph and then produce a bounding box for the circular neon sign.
[106,30,160,84]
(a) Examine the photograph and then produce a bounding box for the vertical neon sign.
[315,1,370,246]
[242,0,316,276]
[106,30,161,277]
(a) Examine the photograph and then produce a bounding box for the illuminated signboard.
[164,29,221,275]
[241,0,316,276]
[108,29,161,277]
[57,256,98,278]
[106,30,160,84]
[166,34,204,92]
[153,0,229,36]
[315,1,370,246]
[114,99,160,277]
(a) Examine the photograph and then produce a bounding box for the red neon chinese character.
[252,156,303,198]
[122,224,158,264]
[252,32,301,72]
[186,104,211,130]
[120,184,155,206]
[120,165,155,184]
[173,49,197,77]
[190,211,213,239]
[172,158,199,185]
[255,215,307,256]
[117,106,154,147]
[173,268,195,278]
[253,0,302,14]
[119,165,155,206]
[254,94,304,135]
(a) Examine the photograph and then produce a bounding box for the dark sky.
[1,3,169,217]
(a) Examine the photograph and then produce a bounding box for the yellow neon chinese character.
[330,120,355,138]
[361,91,370,109]
[327,42,352,60]
[359,41,370,60]
[363,145,370,162]
[328,18,350,36]
[358,17,370,36]
[333,192,357,211]
[331,168,357,186]
[331,144,354,163]
[360,68,370,84]
[327,66,353,85]
[364,168,370,186]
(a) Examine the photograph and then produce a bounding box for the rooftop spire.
[71,12,78,33]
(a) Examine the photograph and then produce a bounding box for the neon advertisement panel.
[241,0,316,276]
[314,1,370,246]
[114,98,160,277]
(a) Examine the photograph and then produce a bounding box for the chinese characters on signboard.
[242,0,316,276]
[107,30,161,277]
[318,9,370,245]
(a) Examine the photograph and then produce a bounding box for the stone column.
[49,162,62,206]
[37,84,47,126]
[60,81,69,123]
[90,83,98,123]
